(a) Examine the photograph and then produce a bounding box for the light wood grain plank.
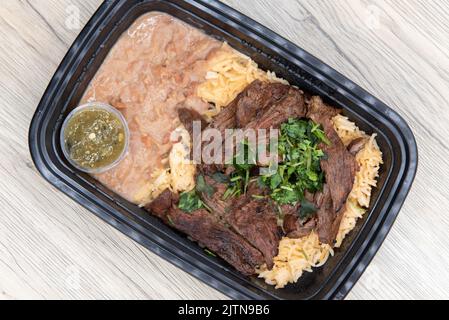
[0,0,447,300]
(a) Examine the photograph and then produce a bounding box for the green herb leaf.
[299,199,318,219]
[196,174,215,197]
[223,185,239,200]
[269,173,282,189]
[311,126,331,146]
[223,139,258,199]
[211,172,230,184]
[261,118,328,206]
[221,119,329,205]
[178,190,204,213]
[204,249,217,257]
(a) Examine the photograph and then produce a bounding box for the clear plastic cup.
[60,102,129,174]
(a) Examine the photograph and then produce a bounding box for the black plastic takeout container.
[29,0,418,299]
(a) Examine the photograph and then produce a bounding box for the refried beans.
[81,12,221,203]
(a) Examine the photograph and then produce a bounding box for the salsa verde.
[63,108,126,170]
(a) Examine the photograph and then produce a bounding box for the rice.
[257,232,333,289]
[135,168,172,206]
[168,127,196,193]
[137,126,196,207]
[349,134,383,208]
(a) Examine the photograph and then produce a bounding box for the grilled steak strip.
[155,82,359,275]
[226,198,281,268]
[145,189,265,275]
[234,80,290,127]
[199,174,229,219]
[168,208,264,275]
[313,184,342,244]
[348,137,367,156]
[306,96,357,244]
[177,107,208,139]
[198,176,281,268]
[307,96,356,214]
[283,213,316,239]
[242,85,307,132]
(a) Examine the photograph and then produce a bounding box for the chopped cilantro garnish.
[178,175,215,213]
[223,140,257,200]
[178,190,204,213]
[261,118,328,206]
[299,199,318,219]
[207,118,329,218]
[196,174,215,197]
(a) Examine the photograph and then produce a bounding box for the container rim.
[28,0,418,300]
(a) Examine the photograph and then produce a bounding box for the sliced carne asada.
[307,96,341,120]
[307,96,356,214]
[208,100,237,137]
[283,214,317,239]
[234,80,290,127]
[198,104,235,173]
[198,174,229,219]
[242,85,307,133]
[145,189,265,275]
[147,82,362,276]
[168,207,265,275]
[177,107,208,161]
[196,175,281,268]
[281,200,317,239]
[306,96,357,244]
[226,198,281,269]
[177,107,208,139]
[280,203,301,217]
[313,184,345,244]
[145,189,178,224]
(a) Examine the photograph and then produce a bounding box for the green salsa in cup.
[61,102,129,173]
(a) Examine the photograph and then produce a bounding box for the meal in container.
[63,12,383,289]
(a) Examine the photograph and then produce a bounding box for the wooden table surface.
[1,0,448,300]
